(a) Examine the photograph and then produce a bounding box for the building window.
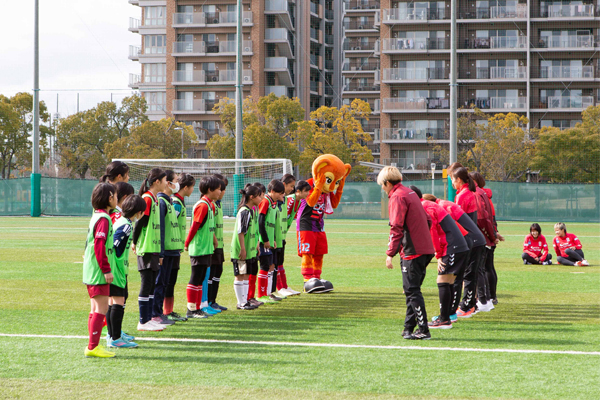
[144,92,166,112]
[145,6,166,26]
[144,63,166,83]
[144,35,166,54]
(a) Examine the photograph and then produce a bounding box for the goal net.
[113,158,293,217]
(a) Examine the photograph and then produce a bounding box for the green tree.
[531,105,600,183]
[295,99,373,180]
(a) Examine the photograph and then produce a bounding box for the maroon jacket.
[473,186,497,246]
[386,183,435,259]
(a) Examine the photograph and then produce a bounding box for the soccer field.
[0,217,599,399]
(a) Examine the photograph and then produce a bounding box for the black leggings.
[165,267,179,298]
[486,246,497,300]
[557,249,584,266]
[189,265,208,286]
[139,269,157,297]
[208,263,223,303]
[522,252,552,265]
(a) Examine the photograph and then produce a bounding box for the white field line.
[0,333,599,356]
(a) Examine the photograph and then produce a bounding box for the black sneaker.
[236,302,257,310]
[211,302,228,311]
[248,298,263,307]
[492,298,498,305]
[269,294,283,301]
[402,328,414,339]
[408,329,431,340]
[186,309,209,319]
[167,311,188,322]
[428,319,452,329]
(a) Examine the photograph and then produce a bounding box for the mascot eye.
[336,180,341,185]
[326,177,332,184]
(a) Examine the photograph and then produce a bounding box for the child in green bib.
[165,173,195,320]
[108,194,146,349]
[247,183,265,306]
[183,176,221,319]
[132,168,167,332]
[83,183,118,358]
[207,173,228,312]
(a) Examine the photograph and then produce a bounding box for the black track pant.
[401,254,434,332]
[455,245,484,312]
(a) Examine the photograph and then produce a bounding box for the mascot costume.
[297,154,351,293]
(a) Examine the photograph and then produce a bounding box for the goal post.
[114,158,293,217]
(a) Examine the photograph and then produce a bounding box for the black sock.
[271,267,278,294]
[110,304,125,340]
[106,305,113,338]
[438,283,452,322]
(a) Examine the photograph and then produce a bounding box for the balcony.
[344,1,380,11]
[173,70,206,84]
[381,128,448,143]
[344,82,379,92]
[462,36,527,50]
[173,11,253,27]
[310,2,318,15]
[381,158,437,172]
[382,97,449,112]
[343,61,379,71]
[361,122,380,133]
[534,65,595,80]
[325,34,334,45]
[128,74,141,89]
[538,4,595,18]
[541,96,595,110]
[265,0,294,27]
[343,19,376,30]
[173,41,206,55]
[310,27,320,41]
[265,57,293,86]
[537,35,595,49]
[325,9,335,20]
[172,99,207,114]
[172,41,253,56]
[459,5,526,19]
[129,17,140,32]
[382,8,446,23]
[343,40,378,51]
[382,38,448,52]
[310,81,319,93]
[325,86,334,96]
[265,86,288,96]
[490,66,526,79]
[382,67,448,82]
[128,45,141,60]
[469,97,527,110]
[325,59,334,70]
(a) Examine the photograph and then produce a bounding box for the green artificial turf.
[0,217,599,399]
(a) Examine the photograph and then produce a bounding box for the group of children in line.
[522,222,589,266]
[83,161,311,358]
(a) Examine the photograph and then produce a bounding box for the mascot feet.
[304,278,325,293]
[314,279,334,293]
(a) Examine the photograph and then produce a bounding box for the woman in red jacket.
[522,223,552,265]
[553,222,589,266]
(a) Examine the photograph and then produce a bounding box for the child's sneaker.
[581,259,590,266]
[108,337,138,348]
[269,294,283,301]
[408,329,431,340]
[210,302,228,311]
[428,319,452,329]
[208,305,222,313]
[456,307,476,318]
[85,345,116,358]
[273,290,288,299]
[121,331,135,342]
[137,321,163,331]
[432,314,457,323]
[257,295,277,304]
[166,312,187,322]
[201,306,220,315]
[248,298,264,307]
[186,309,209,319]
[285,287,302,296]
[153,316,175,326]
[236,302,257,310]
[476,300,494,312]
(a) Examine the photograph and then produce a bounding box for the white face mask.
[170,182,180,193]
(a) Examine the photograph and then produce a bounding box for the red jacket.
[455,183,478,224]
[386,183,435,259]
[523,234,549,261]
[421,199,469,259]
[473,186,497,246]
[553,233,582,258]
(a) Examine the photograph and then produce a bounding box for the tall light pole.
[233,0,244,207]
[31,0,41,217]
[448,0,458,201]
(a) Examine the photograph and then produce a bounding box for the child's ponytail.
[139,168,166,195]
[238,185,261,210]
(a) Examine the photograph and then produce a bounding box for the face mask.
[171,182,180,193]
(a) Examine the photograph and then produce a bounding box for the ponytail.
[101,161,129,183]
[238,185,261,210]
[453,167,475,192]
[138,167,166,195]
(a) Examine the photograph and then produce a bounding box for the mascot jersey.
[296,179,333,233]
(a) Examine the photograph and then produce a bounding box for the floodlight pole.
[31,0,41,217]
[233,0,244,206]
[448,0,457,201]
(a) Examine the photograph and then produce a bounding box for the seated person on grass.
[522,223,552,265]
[553,222,589,266]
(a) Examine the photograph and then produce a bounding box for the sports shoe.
[236,302,257,310]
[108,337,138,348]
[269,294,283,301]
[209,305,223,313]
[154,316,175,326]
[542,260,552,265]
[186,309,209,319]
[476,300,494,312]
[432,314,457,323]
[575,261,583,266]
[137,320,164,331]
[456,307,476,318]
[428,319,452,329]
[248,298,264,307]
[408,329,431,340]
[201,306,220,315]
[277,288,292,297]
[166,312,187,322]
[257,295,278,304]
[285,287,301,296]
[121,331,135,342]
[210,302,228,311]
[581,260,590,266]
[402,328,413,339]
[491,298,498,306]
[273,290,288,299]
[85,345,116,358]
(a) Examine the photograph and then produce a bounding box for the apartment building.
[128,0,342,157]
[342,0,599,177]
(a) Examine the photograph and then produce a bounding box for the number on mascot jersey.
[301,243,310,252]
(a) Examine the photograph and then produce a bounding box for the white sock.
[234,281,245,305]
[187,302,196,311]
[267,271,273,296]
[243,280,249,304]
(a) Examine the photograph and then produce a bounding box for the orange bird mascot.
[297,154,351,293]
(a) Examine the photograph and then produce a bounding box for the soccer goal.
[113,159,293,216]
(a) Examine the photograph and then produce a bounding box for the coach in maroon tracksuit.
[378,167,435,340]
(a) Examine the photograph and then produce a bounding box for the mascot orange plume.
[296,154,351,293]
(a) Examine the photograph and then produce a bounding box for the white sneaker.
[278,288,293,297]
[151,316,169,328]
[137,321,163,331]
[285,287,301,296]
[582,259,590,266]
[476,301,494,312]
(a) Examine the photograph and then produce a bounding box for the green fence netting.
[1,177,599,223]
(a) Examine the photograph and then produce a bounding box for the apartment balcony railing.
[538,35,595,49]
[129,45,141,60]
[325,86,334,95]
[343,62,379,71]
[470,97,527,109]
[310,81,319,92]
[344,20,375,29]
[539,4,595,18]
[173,41,206,54]
[464,36,527,49]
[381,128,448,142]
[173,99,207,112]
[490,5,527,18]
[382,8,446,22]
[536,65,594,79]
[344,0,380,10]
[173,12,205,25]
[545,96,595,109]
[383,67,448,81]
[129,74,141,88]
[217,70,253,82]
[325,34,334,45]
[310,2,318,14]
[383,37,448,51]
[343,41,378,51]
[265,28,289,41]
[265,86,288,96]
[265,57,288,69]
[381,158,437,171]
[129,17,140,31]
[310,27,319,41]
[361,122,380,132]
[173,41,252,54]
[490,66,527,79]
[310,54,319,66]
[325,60,334,70]
[382,97,449,111]
[344,83,379,91]
[173,70,205,83]
[325,9,335,19]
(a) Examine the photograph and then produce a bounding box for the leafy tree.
[206,134,235,159]
[105,119,195,160]
[531,105,600,183]
[295,99,373,180]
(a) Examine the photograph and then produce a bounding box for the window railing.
[343,62,379,71]
[173,41,206,54]
[540,4,595,18]
[343,40,377,50]
[538,65,594,79]
[173,70,206,83]
[381,128,448,141]
[538,35,595,49]
[343,19,375,29]
[489,66,527,79]
[173,99,206,112]
[382,37,448,51]
[546,96,594,109]
[383,8,446,21]
[383,67,448,81]
[382,97,449,111]
[471,97,527,109]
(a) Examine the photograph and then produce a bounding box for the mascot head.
[312,154,351,194]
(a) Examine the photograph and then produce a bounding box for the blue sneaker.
[432,314,458,323]
[201,306,220,315]
[121,331,135,342]
[108,337,138,348]
[210,302,228,311]
[209,305,222,313]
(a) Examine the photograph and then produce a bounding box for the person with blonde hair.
[553,222,589,266]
